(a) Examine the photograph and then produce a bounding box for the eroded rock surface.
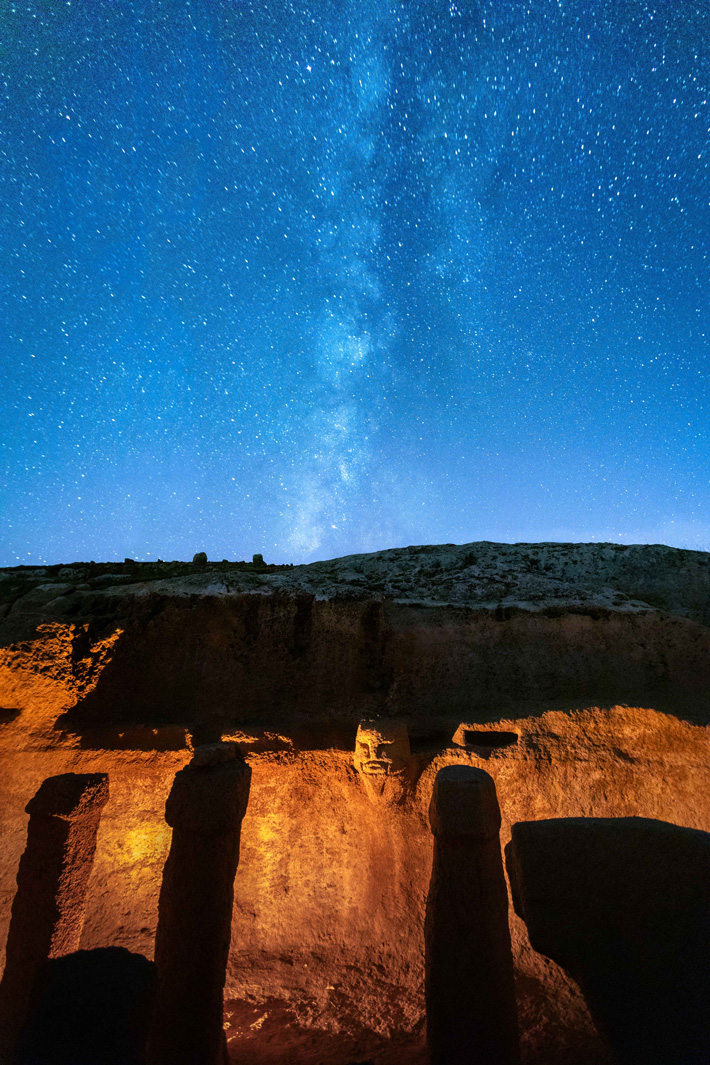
[0,542,708,1063]
[2,540,710,624]
[2,542,709,738]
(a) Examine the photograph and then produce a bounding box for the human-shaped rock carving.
[354,719,413,803]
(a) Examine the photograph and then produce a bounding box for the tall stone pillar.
[425,765,519,1065]
[148,744,251,1065]
[0,773,109,1064]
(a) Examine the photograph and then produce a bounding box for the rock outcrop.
[0,541,708,1063]
[2,542,709,738]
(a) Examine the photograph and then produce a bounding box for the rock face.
[353,719,414,804]
[5,540,709,620]
[2,542,709,736]
[0,541,708,1063]
[506,817,710,1065]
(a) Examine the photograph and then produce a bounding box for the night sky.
[2,1,708,565]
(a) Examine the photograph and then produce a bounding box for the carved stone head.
[354,719,412,802]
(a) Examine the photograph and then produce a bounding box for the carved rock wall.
[0,583,709,1063]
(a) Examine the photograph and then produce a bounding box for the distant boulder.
[252,553,264,566]
[192,552,207,566]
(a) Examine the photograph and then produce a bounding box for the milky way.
[2,1,708,564]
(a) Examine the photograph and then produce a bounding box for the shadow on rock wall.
[53,596,710,742]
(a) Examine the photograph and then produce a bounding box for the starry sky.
[1,0,708,565]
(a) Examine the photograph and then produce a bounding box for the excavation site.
[0,541,709,1063]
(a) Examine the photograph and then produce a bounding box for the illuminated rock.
[0,542,709,1062]
[354,718,413,803]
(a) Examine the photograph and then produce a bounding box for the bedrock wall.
[1,591,709,1062]
[2,594,708,733]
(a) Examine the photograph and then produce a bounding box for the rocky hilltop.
[0,539,708,734]
[2,540,710,631]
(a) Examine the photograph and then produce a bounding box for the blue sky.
[1,0,708,564]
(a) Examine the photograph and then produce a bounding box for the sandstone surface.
[0,541,708,1062]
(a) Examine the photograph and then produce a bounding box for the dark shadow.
[0,775,109,1061]
[425,766,520,1063]
[409,726,455,754]
[149,750,251,1065]
[289,720,359,752]
[464,729,518,750]
[17,948,155,1065]
[73,725,190,752]
[0,706,21,723]
[507,816,710,1065]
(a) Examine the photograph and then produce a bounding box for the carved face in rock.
[354,720,411,779]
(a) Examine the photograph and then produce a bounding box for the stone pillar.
[149,744,251,1065]
[425,765,519,1065]
[0,773,109,1064]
